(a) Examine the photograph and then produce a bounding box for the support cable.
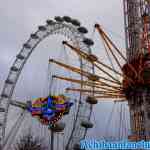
[3,110,27,150]
[105,103,116,138]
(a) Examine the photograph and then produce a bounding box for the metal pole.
[51,131,54,150]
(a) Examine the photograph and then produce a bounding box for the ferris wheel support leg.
[51,131,54,150]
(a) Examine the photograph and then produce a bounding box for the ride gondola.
[27,95,73,126]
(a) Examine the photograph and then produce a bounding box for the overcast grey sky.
[0,0,130,146]
[0,0,125,95]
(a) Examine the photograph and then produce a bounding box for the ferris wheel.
[0,16,95,150]
[0,14,132,150]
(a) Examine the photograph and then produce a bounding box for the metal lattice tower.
[123,0,150,140]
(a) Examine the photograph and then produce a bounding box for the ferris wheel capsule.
[83,38,94,46]
[46,19,55,25]
[30,33,39,39]
[86,96,98,105]
[54,16,64,22]
[49,122,65,132]
[23,43,31,49]
[16,54,25,60]
[38,25,47,31]
[10,66,19,72]
[63,16,72,23]
[81,120,93,129]
[77,27,88,34]
[71,19,81,26]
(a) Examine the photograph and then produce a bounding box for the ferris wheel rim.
[0,16,94,149]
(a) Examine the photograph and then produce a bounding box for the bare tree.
[14,132,47,150]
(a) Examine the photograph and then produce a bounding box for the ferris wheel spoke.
[9,100,28,109]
